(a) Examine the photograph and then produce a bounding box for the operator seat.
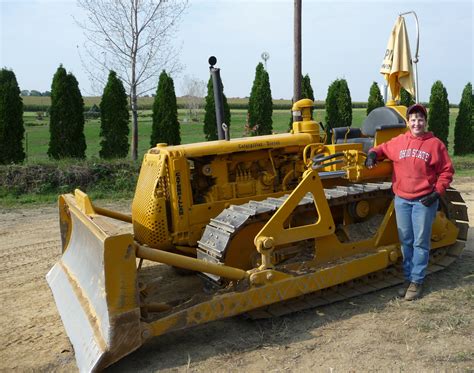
[331,107,406,153]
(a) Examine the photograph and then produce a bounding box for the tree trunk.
[131,87,138,161]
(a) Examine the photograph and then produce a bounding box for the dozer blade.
[46,194,142,372]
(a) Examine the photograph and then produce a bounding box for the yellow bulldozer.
[47,98,468,372]
[47,13,468,372]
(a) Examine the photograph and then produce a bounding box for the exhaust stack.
[209,56,229,140]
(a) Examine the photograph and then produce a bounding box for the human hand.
[365,151,377,169]
[420,191,439,206]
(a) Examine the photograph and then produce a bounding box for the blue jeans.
[394,195,439,284]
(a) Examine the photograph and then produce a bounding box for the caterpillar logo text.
[175,171,184,216]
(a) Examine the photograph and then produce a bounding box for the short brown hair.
[407,103,427,119]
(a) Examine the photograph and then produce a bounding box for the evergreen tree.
[99,70,130,158]
[325,80,340,137]
[150,71,180,146]
[428,80,450,147]
[325,79,352,139]
[301,74,315,102]
[289,73,315,130]
[453,82,473,155]
[400,87,415,107]
[248,62,273,135]
[203,77,231,141]
[367,82,384,115]
[0,69,25,164]
[337,79,352,127]
[48,65,86,159]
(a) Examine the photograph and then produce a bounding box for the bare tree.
[181,75,205,121]
[76,0,188,160]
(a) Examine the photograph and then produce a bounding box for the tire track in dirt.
[0,206,76,371]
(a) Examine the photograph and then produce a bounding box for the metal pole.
[399,11,420,103]
[293,0,302,102]
[209,57,227,140]
[136,244,248,281]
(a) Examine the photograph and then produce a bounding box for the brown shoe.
[404,282,423,301]
[397,282,410,297]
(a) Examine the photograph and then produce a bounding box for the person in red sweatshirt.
[365,103,454,300]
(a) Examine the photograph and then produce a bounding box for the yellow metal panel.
[132,153,172,249]
[151,132,319,158]
[255,170,335,248]
[374,127,407,146]
[47,194,142,372]
[148,250,390,337]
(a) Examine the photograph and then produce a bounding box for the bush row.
[0,161,139,196]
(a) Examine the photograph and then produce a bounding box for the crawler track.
[197,185,469,319]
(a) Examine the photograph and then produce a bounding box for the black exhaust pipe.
[209,56,229,140]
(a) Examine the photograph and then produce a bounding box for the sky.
[1,0,472,102]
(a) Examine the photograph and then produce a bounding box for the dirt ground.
[0,178,473,372]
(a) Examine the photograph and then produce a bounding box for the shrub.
[0,160,139,196]
[453,83,473,155]
[85,104,101,120]
[150,70,180,146]
[325,79,352,139]
[99,71,130,158]
[428,80,449,147]
[48,65,86,159]
[0,69,25,164]
[400,87,415,107]
[302,74,315,102]
[248,62,273,135]
[367,82,384,115]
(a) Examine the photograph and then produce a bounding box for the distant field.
[21,96,296,109]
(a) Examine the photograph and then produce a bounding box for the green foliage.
[301,74,315,102]
[367,82,384,115]
[203,77,231,141]
[0,159,139,202]
[454,83,473,155]
[428,80,450,147]
[248,62,273,135]
[0,69,25,164]
[400,87,415,107]
[151,71,180,146]
[325,79,352,139]
[289,74,315,129]
[48,65,86,159]
[99,71,130,158]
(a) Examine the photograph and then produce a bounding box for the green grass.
[0,189,135,207]
[21,108,328,160]
[23,108,298,161]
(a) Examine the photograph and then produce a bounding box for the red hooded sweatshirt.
[370,131,454,199]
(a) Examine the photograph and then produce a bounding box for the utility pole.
[293,0,302,102]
